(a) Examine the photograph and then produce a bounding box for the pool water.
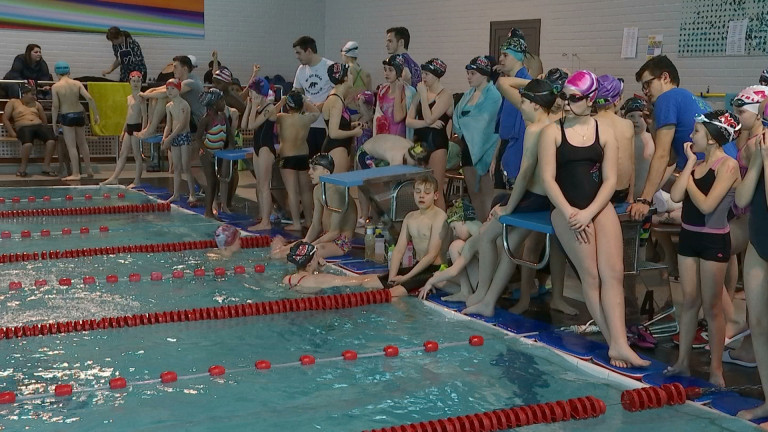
[0,187,758,431]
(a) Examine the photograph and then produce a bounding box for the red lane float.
[0,202,171,219]
[423,341,439,352]
[0,290,392,342]
[160,371,177,383]
[208,365,225,376]
[0,235,270,265]
[255,360,271,370]
[363,395,606,432]
[342,350,358,361]
[300,355,316,365]
[621,383,690,412]
[109,377,127,390]
[54,384,73,397]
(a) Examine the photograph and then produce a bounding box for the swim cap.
[501,37,528,56]
[544,68,568,93]
[695,110,741,145]
[129,70,143,79]
[407,142,430,165]
[519,79,556,110]
[287,241,316,268]
[213,67,233,83]
[594,75,624,108]
[248,76,270,97]
[564,70,599,102]
[622,97,647,115]
[465,56,494,76]
[187,55,198,69]
[734,85,768,114]
[421,58,447,78]
[165,78,182,91]
[285,90,304,111]
[341,41,359,58]
[357,90,375,108]
[214,224,240,249]
[327,62,349,85]
[447,198,477,223]
[507,28,526,41]
[199,88,224,108]
[310,153,335,173]
[759,68,768,86]
[54,61,70,75]
[382,54,405,77]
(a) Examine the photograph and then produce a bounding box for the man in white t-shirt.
[292,35,334,157]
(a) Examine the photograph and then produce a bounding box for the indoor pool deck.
[0,164,764,428]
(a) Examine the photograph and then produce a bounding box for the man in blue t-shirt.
[629,55,710,220]
[385,27,422,88]
[493,35,532,192]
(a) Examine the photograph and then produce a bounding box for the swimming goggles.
[730,97,759,108]
[557,88,596,103]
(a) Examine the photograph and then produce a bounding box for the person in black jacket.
[3,44,52,98]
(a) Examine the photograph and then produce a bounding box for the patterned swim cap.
[287,241,316,268]
[695,109,742,145]
[357,90,375,108]
[564,70,599,103]
[622,97,647,115]
[214,224,240,249]
[465,56,494,76]
[734,85,768,114]
[342,41,359,58]
[446,198,477,223]
[213,67,233,83]
[421,58,447,79]
[248,76,271,97]
[327,62,349,85]
[595,75,624,108]
[199,88,224,107]
[544,68,568,93]
[382,54,405,77]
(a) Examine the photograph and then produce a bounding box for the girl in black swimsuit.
[322,63,363,174]
[406,58,452,210]
[243,75,278,230]
[540,70,649,370]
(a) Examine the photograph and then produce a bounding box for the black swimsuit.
[414,92,450,153]
[252,104,276,157]
[750,174,768,261]
[322,94,353,154]
[555,119,603,210]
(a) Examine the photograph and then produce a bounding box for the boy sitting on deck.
[270,153,357,260]
[379,173,448,297]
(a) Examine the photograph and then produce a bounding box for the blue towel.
[452,83,502,182]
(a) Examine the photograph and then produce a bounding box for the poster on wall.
[679,0,767,57]
[646,34,663,59]
[0,0,204,38]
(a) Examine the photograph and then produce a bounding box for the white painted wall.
[325,0,768,98]
[0,0,326,84]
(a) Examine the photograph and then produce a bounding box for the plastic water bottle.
[365,225,375,261]
[403,241,415,268]
[374,224,386,263]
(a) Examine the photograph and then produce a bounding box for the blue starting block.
[140,134,165,172]
[214,148,253,181]
[319,165,428,215]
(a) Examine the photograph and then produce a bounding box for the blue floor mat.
[428,293,465,312]
[337,260,388,275]
[641,373,737,403]
[325,254,359,263]
[709,394,768,424]
[536,330,609,360]
[591,350,667,379]
[492,310,551,336]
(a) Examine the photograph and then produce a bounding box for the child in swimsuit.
[321,62,364,173]
[101,71,147,188]
[161,78,196,205]
[666,110,742,387]
[195,88,234,219]
[282,241,383,294]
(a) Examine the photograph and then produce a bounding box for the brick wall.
[0,0,326,86]
[324,0,768,97]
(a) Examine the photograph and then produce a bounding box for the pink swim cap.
[215,225,240,249]
[735,85,768,114]
[564,70,599,102]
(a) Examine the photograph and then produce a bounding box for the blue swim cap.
[54,61,70,75]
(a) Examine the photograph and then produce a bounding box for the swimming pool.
[0,187,758,431]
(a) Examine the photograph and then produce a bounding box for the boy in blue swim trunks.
[270,153,357,261]
[161,78,196,204]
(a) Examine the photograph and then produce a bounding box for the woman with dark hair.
[102,26,147,82]
[3,44,52,97]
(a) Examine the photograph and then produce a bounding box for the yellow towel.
[87,82,131,136]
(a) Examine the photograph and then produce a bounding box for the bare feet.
[248,221,272,231]
[662,363,690,377]
[550,297,579,316]
[220,206,231,214]
[465,290,485,308]
[709,372,725,388]
[508,298,530,315]
[443,291,471,302]
[737,402,768,421]
[85,171,94,178]
[100,178,119,186]
[609,345,651,369]
[127,182,138,189]
[62,175,81,181]
[285,224,303,231]
[461,299,496,317]
[166,194,179,203]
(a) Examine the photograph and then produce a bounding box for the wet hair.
[564,70,599,103]
[520,79,556,111]
[414,173,438,192]
[173,55,195,72]
[24,44,41,65]
[292,36,317,54]
[386,27,411,50]
[635,55,680,86]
